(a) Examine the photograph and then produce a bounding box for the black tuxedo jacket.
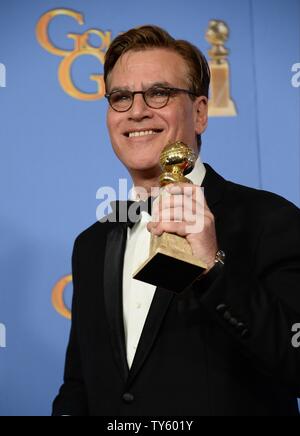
[53,165,300,416]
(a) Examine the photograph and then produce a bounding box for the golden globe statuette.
[133,142,207,293]
[205,20,237,117]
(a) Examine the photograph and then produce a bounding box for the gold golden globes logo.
[36,10,237,110]
[36,9,111,101]
[52,275,72,320]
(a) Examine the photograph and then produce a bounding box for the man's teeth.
[128,130,159,138]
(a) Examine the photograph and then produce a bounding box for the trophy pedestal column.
[208,62,237,117]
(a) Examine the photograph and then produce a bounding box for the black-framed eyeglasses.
[105,86,197,112]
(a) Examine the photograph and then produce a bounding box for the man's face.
[106,48,208,177]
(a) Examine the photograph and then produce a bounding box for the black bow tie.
[110,198,155,228]
[127,197,155,227]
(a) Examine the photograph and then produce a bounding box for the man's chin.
[128,162,161,178]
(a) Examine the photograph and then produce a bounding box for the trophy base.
[133,247,207,293]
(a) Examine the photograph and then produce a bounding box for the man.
[52,25,300,416]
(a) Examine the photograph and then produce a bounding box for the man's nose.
[128,93,152,120]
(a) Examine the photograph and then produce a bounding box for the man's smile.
[124,128,163,138]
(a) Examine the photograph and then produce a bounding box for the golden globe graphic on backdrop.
[39,10,237,318]
[206,20,237,116]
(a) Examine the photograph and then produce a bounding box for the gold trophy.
[205,19,237,117]
[133,141,207,293]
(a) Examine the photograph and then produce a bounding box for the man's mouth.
[124,129,163,138]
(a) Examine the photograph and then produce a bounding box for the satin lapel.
[202,164,227,211]
[103,222,129,382]
[202,164,228,247]
[125,287,174,388]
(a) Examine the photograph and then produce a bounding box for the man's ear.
[194,96,208,134]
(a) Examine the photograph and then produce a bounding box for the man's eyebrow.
[108,85,131,94]
[108,81,174,94]
[149,81,173,88]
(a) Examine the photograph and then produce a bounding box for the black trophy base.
[133,249,206,293]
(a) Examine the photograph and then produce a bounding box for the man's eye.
[149,88,169,98]
[112,93,131,103]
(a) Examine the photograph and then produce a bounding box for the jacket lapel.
[202,163,227,211]
[126,287,174,388]
[103,221,174,387]
[103,221,129,382]
[202,164,228,248]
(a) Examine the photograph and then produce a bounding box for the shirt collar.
[185,156,206,186]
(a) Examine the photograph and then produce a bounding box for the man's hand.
[147,183,218,271]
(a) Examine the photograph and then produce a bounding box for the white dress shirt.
[122,158,206,369]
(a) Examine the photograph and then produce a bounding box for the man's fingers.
[149,219,207,237]
[152,188,207,218]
